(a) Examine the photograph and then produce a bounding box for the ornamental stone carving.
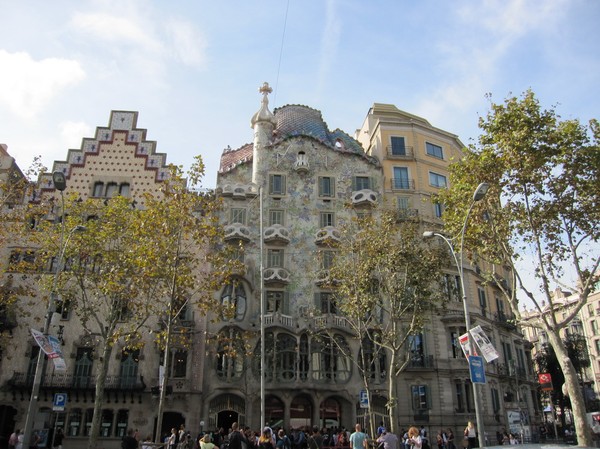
[224,223,251,241]
[315,226,341,245]
[263,224,290,244]
[351,189,378,206]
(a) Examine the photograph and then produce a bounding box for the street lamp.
[22,172,85,449]
[423,182,489,447]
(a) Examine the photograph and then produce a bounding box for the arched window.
[119,349,139,388]
[276,333,297,381]
[216,328,245,381]
[221,282,247,321]
[360,335,386,381]
[73,348,93,388]
[311,334,351,382]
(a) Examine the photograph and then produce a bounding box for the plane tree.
[438,90,600,446]
[320,212,446,435]
[31,158,237,449]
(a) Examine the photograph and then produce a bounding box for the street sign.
[469,356,486,384]
[359,390,369,408]
[53,393,67,411]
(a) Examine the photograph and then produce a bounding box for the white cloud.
[317,0,342,96]
[70,12,163,53]
[60,121,93,150]
[0,50,86,118]
[165,19,207,68]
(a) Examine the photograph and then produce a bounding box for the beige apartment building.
[354,104,540,441]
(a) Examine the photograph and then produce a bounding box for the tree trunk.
[547,329,592,446]
[388,350,398,435]
[88,340,114,449]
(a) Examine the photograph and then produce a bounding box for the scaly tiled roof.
[219,104,379,174]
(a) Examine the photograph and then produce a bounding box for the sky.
[1,0,599,304]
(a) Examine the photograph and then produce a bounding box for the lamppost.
[423,182,489,447]
[22,172,86,449]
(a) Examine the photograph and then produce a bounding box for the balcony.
[263,224,291,245]
[494,311,517,330]
[407,355,436,369]
[315,269,337,287]
[351,189,378,207]
[219,183,258,200]
[224,223,251,242]
[386,146,415,160]
[311,314,351,332]
[264,312,295,329]
[394,208,419,222]
[7,372,146,401]
[263,267,290,285]
[315,226,341,246]
[390,178,415,191]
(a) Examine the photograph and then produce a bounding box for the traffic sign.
[53,393,67,411]
[359,390,369,408]
[469,356,486,384]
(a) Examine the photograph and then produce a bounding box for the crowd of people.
[126,421,476,449]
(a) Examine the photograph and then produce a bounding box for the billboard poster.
[538,372,553,391]
[470,325,500,362]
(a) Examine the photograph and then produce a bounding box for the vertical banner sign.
[459,332,476,359]
[31,329,66,370]
[470,325,500,362]
[159,365,165,391]
[538,373,553,391]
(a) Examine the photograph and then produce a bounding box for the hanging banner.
[470,325,500,362]
[48,335,67,371]
[459,332,476,359]
[31,329,67,371]
[538,372,553,391]
[31,329,58,357]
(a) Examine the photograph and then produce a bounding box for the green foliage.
[326,212,446,347]
[439,90,600,313]
[439,90,599,446]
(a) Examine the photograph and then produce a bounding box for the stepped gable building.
[0,112,208,448]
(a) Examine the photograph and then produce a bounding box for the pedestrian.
[463,423,476,449]
[228,423,247,449]
[169,428,179,449]
[350,424,368,449]
[376,430,398,449]
[142,436,154,449]
[259,428,276,449]
[445,429,454,449]
[277,429,292,449]
[16,430,24,449]
[201,433,217,449]
[9,429,19,449]
[407,427,422,449]
[338,429,350,447]
[122,429,139,449]
[53,428,65,449]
